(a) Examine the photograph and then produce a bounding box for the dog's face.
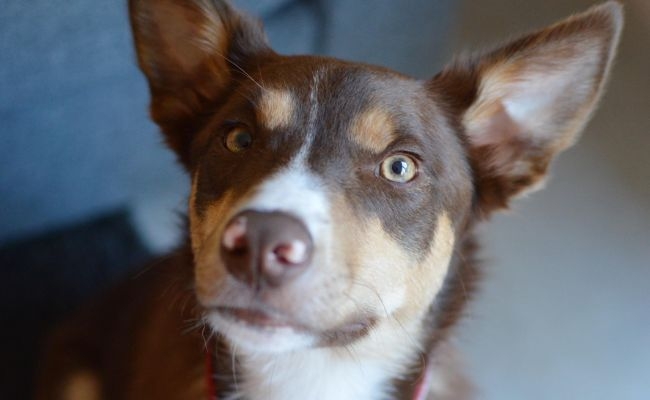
[130,0,622,353]
[186,60,473,351]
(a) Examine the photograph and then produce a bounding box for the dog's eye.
[225,127,253,153]
[380,154,418,183]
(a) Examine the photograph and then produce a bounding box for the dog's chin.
[207,308,317,353]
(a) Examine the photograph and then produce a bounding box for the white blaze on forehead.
[243,165,330,243]
[293,69,323,164]
[256,88,296,131]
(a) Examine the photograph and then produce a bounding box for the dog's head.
[130,1,622,354]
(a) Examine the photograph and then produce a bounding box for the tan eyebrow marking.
[256,88,295,130]
[349,106,397,153]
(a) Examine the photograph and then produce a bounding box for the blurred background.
[1,0,648,398]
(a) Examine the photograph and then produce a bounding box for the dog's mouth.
[213,306,308,331]
[207,305,378,349]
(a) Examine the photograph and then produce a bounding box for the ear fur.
[129,0,271,167]
[430,2,623,216]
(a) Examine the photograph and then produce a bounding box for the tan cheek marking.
[256,89,295,131]
[349,107,396,153]
[192,193,236,300]
[311,193,457,327]
[329,194,411,316]
[62,371,101,400]
[351,217,411,313]
[399,212,455,320]
[189,174,239,300]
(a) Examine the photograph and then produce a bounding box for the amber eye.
[380,154,418,183]
[224,127,253,153]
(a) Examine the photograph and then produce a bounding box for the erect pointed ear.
[430,2,623,216]
[129,0,272,167]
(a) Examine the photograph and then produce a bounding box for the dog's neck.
[215,317,427,400]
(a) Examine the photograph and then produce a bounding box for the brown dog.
[36,1,622,399]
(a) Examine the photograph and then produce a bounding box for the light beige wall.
[446,2,650,399]
[446,0,650,200]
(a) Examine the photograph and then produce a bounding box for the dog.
[35,1,623,399]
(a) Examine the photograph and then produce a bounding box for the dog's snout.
[220,210,313,289]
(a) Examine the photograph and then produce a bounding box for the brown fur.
[36,2,622,399]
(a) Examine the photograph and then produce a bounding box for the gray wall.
[449,1,650,399]
[0,0,456,250]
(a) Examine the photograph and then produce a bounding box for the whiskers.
[181,316,205,336]
[348,278,425,363]
[230,342,240,394]
[213,50,267,93]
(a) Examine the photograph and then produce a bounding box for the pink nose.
[220,211,313,290]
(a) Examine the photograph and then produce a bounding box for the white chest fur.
[231,350,392,400]
[222,319,425,400]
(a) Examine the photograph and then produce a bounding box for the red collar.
[205,348,218,400]
[205,347,431,400]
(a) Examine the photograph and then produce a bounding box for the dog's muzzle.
[220,210,314,291]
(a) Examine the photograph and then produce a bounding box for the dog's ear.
[129,0,271,167]
[430,2,623,216]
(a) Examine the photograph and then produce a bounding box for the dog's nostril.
[222,217,248,251]
[273,241,308,265]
